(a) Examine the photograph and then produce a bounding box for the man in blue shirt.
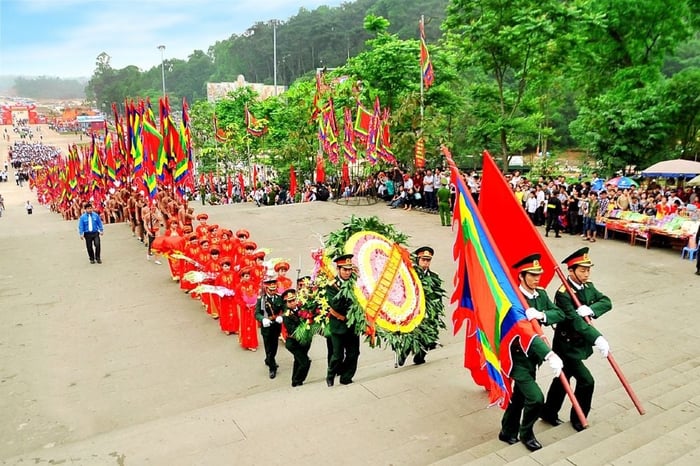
[78,202,104,264]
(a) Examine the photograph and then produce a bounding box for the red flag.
[341,162,350,188]
[227,174,232,198]
[238,172,245,198]
[289,165,297,198]
[245,105,267,137]
[478,150,557,287]
[208,172,215,194]
[214,113,228,142]
[315,156,326,184]
[252,165,258,189]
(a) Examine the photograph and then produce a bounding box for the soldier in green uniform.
[397,246,446,366]
[436,178,451,226]
[541,247,611,431]
[325,254,360,387]
[255,274,285,379]
[281,288,312,387]
[500,254,565,451]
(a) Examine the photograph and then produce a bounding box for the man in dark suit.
[325,254,360,387]
[255,274,285,379]
[541,247,611,432]
[500,254,565,451]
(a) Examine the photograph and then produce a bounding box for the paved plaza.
[1,128,698,465]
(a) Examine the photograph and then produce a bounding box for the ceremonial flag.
[252,165,258,189]
[342,107,357,162]
[227,174,232,198]
[353,102,372,140]
[478,150,557,287]
[289,165,297,198]
[419,17,435,89]
[415,137,426,169]
[213,113,228,142]
[315,156,325,184]
[245,105,267,137]
[443,145,539,408]
[341,162,350,188]
[238,172,245,198]
[90,134,103,179]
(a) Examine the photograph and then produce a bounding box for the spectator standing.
[25,200,33,215]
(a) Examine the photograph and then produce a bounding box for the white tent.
[641,159,700,178]
[687,174,700,187]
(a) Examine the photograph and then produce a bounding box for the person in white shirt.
[423,170,435,211]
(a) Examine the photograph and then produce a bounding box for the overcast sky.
[0,0,344,79]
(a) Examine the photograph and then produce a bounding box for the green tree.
[444,0,584,170]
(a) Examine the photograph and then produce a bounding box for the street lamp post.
[158,45,166,96]
[272,20,278,96]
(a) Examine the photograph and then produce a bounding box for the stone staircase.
[433,356,700,465]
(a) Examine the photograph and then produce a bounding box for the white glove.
[576,305,594,318]
[594,336,610,357]
[262,318,271,327]
[525,308,545,321]
[545,351,563,378]
[275,315,283,324]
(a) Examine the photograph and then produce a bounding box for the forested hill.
[5,0,448,101]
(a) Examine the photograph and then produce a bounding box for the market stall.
[603,210,698,249]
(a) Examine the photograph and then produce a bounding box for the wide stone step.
[541,393,700,465]
[666,445,700,465]
[609,415,700,465]
[433,369,700,465]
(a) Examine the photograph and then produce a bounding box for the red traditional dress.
[216,267,239,334]
[164,225,184,281]
[179,237,201,293]
[204,255,222,317]
[237,276,259,351]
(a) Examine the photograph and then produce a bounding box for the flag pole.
[419,15,425,126]
[442,145,587,427]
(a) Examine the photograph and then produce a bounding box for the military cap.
[414,246,434,260]
[512,253,544,275]
[562,247,593,268]
[334,254,354,269]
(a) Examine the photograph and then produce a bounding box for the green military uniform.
[326,255,360,386]
[542,248,612,430]
[501,283,565,443]
[281,289,311,387]
[436,181,451,226]
[397,246,446,366]
[255,283,285,378]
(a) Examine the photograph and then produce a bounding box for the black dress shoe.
[90,260,95,264]
[521,436,542,451]
[571,420,585,432]
[96,258,102,264]
[498,431,518,445]
[695,270,700,276]
[292,381,302,387]
[339,379,353,385]
[397,354,407,367]
[269,369,276,379]
[540,415,563,426]
[326,377,334,387]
